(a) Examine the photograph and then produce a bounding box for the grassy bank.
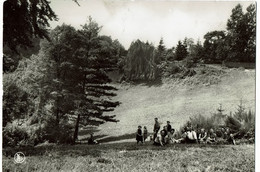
[3,143,254,172]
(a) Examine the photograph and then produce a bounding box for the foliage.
[124,40,159,81]
[157,38,167,63]
[40,117,74,144]
[181,102,255,141]
[3,18,122,145]
[191,3,256,64]
[3,0,57,53]
[226,3,256,62]
[183,114,216,132]
[175,40,188,61]
[3,74,32,127]
[3,125,29,147]
[225,101,255,138]
[202,31,227,63]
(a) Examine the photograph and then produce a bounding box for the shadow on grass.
[78,126,100,137]
[80,134,108,141]
[97,133,136,143]
[130,78,163,87]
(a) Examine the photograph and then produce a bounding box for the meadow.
[3,142,254,172]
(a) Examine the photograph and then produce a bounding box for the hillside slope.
[83,66,255,139]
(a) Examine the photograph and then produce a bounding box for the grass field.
[3,66,255,171]
[87,67,255,140]
[3,143,255,172]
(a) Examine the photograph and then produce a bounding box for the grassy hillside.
[3,143,255,172]
[79,65,255,140]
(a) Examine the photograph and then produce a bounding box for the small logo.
[14,152,26,164]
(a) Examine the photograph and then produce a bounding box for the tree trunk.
[73,113,80,143]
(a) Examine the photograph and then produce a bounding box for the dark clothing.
[186,138,197,144]
[143,129,148,141]
[154,121,160,132]
[136,129,143,143]
[88,135,96,144]
[153,121,160,141]
[167,124,172,132]
[200,132,207,140]
[161,129,168,137]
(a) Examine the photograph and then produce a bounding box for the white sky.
[49,0,254,49]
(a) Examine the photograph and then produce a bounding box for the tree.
[156,38,166,63]
[226,3,256,62]
[203,30,227,63]
[124,40,158,81]
[190,40,204,63]
[175,40,188,61]
[70,18,120,142]
[3,74,31,127]
[3,0,58,53]
[244,4,256,62]
[183,37,195,55]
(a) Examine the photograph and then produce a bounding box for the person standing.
[166,121,172,132]
[153,118,160,141]
[143,126,148,142]
[136,126,143,144]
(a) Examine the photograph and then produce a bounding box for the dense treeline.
[3,2,256,147]
[122,3,256,81]
[3,18,123,146]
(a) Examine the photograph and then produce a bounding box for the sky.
[48,1,254,49]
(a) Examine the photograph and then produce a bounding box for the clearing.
[81,65,255,141]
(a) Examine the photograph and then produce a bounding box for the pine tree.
[226,3,256,62]
[71,18,120,142]
[175,40,188,61]
[3,0,57,53]
[157,38,166,63]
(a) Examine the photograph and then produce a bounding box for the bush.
[3,126,29,147]
[225,116,241,132]
[40,117,74,144]
[186,114,216,131]
[180,103,255,142]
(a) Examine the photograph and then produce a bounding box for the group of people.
[136,118,176,146]
[136,118,236,146]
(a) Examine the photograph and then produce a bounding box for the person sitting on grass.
[225,128,236,145]
[198,128,207,144]
[161,126,168,143]
[186,127,198,143]
[136,125,143,144]
[165,129,176,144]
[153,130,164,146]
[88,133,99,145]
[143,126,148,142]
[175,127,188,144]
[206,128,217,144]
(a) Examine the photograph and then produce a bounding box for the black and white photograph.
[2,0,257,171]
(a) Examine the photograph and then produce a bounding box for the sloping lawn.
[3,143,254,172]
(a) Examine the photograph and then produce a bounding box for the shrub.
[3,126,29,147]
[187,114,215,131]
[180,103,255,141]
[40,117,74,144]
[166,63,181,75]
[225,109,255,139]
